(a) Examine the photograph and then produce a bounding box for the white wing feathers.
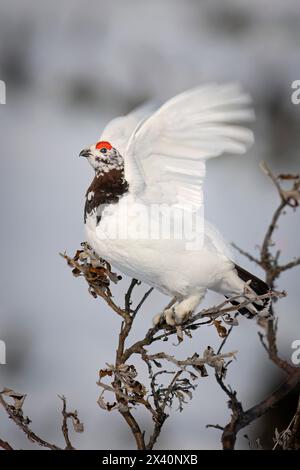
[100,102,158,157]
[124,83,254,208]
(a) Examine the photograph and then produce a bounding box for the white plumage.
[81,84,269,325]
[125,83,254,206]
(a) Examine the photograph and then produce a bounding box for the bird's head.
[79,141,124,173]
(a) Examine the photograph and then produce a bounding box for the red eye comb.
[95,141,112,150]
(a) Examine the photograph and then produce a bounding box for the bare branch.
[258,162,300,286]
[213,163,300,449]
[144,349,237,374]
[0,438,13,450]
[258,319,295,375]
[133,287,154,317]
[279,257,300,273]
[146,371,182,450]
[231,243,261,265]
[272,393,300,450]
[125,278,139,313]
[0,391,61,450]
[59,395,83,450]
[206,424,224,431]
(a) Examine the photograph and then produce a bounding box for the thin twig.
[0,393,61,450]
[272,394,300,450]
[0,438,13,450]
[58,395,77,450]
[146,371,182,450]
[231,243,261,265]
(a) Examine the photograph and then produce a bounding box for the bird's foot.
[153,305,193,327]
[153,292,205,327]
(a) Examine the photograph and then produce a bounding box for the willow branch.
[215,163,300,450]
[0,392,61,450]
[0,438,13,450]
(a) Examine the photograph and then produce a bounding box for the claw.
[153,292,205,327]
[152,306,191,327]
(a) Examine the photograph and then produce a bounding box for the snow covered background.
[0,0,299,449]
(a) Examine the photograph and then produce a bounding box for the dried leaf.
[175,326,184,344]
[89,267,107,275]
[1,388,27,411]
[278,174,299,180]
[213,320,227,338]
[74,250,83,261]
[99,369,113,379]
[78,251,88,261]
[97,392,118,412]
[106,402,117,411]
[129,381,147,398]
[71,417,84,433]
[257,316,269,329]
[223,314,239,326]
[188,371,198,380]
[72,267,81,277]
[63,246,122,298]
[89,288,98,298]
[193,364,208,377]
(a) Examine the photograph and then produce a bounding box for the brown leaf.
[278,173,299,180]
[72,267,82,277]
[97,393,117,412]
[71,417,84,433]
[130,381,146,398]
[74,250,83,261]
[89,288,98,298]
[89,267,107,275]
[106,402,117,411]
[1,388,26,411]
[99,369,113,379]
[193,364,208,377]
[213,320,227,338]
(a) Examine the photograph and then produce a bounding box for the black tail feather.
[228,264,271,319]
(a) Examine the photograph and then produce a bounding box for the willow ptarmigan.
[79,84,270,325]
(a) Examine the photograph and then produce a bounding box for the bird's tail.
[229,264,271,318]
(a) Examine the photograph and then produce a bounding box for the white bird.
[79,84,270,325]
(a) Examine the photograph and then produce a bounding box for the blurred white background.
[0,0,299,449]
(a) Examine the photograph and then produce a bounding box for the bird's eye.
[100,148,107,154]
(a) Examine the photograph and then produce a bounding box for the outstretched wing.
[100,102,158,156]
[124,83,254,208]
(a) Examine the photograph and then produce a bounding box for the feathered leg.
[153,291,206,326]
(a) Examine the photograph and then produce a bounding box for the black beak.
[79,149,91,158]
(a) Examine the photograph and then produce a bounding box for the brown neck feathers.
[84,168,129,224]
